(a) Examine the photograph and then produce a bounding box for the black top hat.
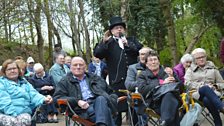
[109,16,126,30]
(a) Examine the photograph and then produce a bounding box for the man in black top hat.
[94,16,143,126]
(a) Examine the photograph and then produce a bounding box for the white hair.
[180,54,193,63]
[191,48,206,56]
[139,47,153,53]
[33,63,44,71]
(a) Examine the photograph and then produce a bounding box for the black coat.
[53,72,118,116]
[94,36,143,91]
[28,73,56,96]
[137,66,180,98]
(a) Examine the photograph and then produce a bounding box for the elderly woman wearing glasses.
[0,59,52,126]
[184,48,224,126]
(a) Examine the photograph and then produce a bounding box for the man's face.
[193,52,207,67]
[139,49,149,63]
[111,25,125,37]
[55,47,61,52]
[65,57,71,65]
[146,56,160,72]
[70,58,86,78]
[27,62,34,68]
[5,63,19,81]
[56,55,65,65]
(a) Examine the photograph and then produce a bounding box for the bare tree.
[78,0,91,63]
[43,0,53,66]
[34,0,44,64]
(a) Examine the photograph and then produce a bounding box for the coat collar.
[191,61,217,72]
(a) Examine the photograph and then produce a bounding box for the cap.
[27,57,35,63]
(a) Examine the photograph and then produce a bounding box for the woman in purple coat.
[173,54,193,84]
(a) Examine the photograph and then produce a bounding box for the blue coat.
[0,76,45,116]
[49,63,70,85]
[88,61,108,79]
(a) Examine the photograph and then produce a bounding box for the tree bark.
[68,0,82,56]
[185,25,212,54]
[159,0,178,66]
[34,0,44,64]
[43,0,53,66]
[78,0,91,63]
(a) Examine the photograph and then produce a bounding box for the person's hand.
[164,67,173,77]
[78,100,89,109]
[103,30,111,43]
[121,36,128,46]
[163,76,175,84]
[41,86,48,90]
[44,95,53,104]
[48,86,54,90]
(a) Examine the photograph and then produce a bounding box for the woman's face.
[183,61,192,69]
[5,63,19,81]
[146,56,160,72]
[193,52,207,67]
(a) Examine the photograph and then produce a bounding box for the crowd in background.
[0,16,224,126]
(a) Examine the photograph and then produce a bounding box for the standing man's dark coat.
[94,36,142,109]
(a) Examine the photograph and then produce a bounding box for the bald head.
[71,57,86,64]
[71,57,86,79]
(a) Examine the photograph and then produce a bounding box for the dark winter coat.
[137,66,181,98]
[94,37,143,91]
[53,72,118,116]
[28,73,56,96]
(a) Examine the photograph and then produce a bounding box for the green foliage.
[159,48,172,66]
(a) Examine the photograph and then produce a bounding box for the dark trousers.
[155,92,180,126]
[87,96,115,126]
[199,86,223,126]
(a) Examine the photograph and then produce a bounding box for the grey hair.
[139,47,153,53]
[33,63,44,71]
[191,48,206,56]
[180,54,193,63]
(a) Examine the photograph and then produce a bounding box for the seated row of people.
[0,59,53,126]
[0,47,223,126]
[125,47,224,126]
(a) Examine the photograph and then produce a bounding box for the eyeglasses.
[6,67,18,72]
[195,56,206,60]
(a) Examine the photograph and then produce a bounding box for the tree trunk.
[78,0,91,63]
[159,0,178,66]
[43,0,53,66]
[3,0,9,42]
[27,0,35,45]
[53,24,61,45]
[34,0,44,64]
[120,0,128,34]
[68,0,82,56]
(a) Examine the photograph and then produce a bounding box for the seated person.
[184,48,224,126]
[0,59,52,126]
[54,56,118,126]
[137,52,181,126]
[173,53,193,84]
[88,56,108,79]
[28,63,58,123]
[125,47,153,91]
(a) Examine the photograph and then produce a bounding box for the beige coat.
[184,61,224,99]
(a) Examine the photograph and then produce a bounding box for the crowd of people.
[0,16,224,126]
